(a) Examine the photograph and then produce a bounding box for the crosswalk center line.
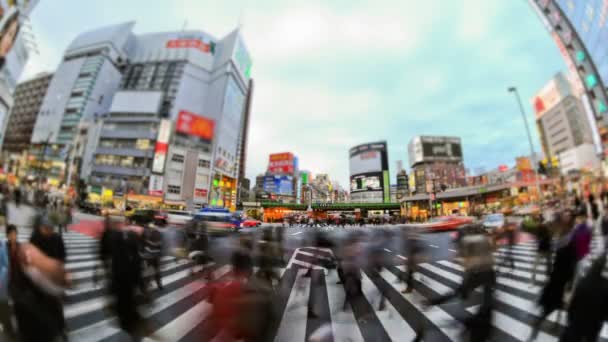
[68,265,231,342]
[324,270,365,342]
[274,268,310,342]
[361,272,416,341]
[379,269,463,341]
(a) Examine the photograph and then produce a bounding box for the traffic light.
[538,161,547,175]
[575,50,585,63]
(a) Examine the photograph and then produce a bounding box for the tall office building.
[530,0,608,156]
[30,22,130,185]
[40,22,252,209]
[408,136,466,194]
[533,72,594,159]
[2,72,52,156]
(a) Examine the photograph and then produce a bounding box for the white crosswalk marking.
[361,272,416,341]
[274,269,310,342]
[324,270,365,342]
[47,226,608,342]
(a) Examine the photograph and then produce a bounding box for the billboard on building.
[148,174,164,196]
[267,152,295,174]
[530,72,572,119]
[349,141,389,203]
[263,175,293,195]
[350,173,382,192]
[176,110,214,141]
[409,136,463,166]
[152,119,171,173]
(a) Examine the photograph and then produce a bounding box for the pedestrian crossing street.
[3,230,608,341]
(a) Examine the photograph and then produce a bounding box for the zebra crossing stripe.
[378,268,463,340]
[324,269,365,342]
[361,271,417,340]
[142,300,212,342]
[274,268,310,342]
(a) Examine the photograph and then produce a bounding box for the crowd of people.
[0,179,607,341]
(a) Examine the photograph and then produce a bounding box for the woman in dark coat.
[528,211,577,341]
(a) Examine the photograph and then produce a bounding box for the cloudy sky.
[22,0,566,187]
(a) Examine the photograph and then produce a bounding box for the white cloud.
[456,0,506,43]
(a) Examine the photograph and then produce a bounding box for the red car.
[241,219,261,228]
[421,216,473,231]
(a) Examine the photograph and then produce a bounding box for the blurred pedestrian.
[108,227,151,339]
[531,220,552,284]
[186,220,212,277]
[528,211,577,341]
[141,224,163,291]
[207,249,254,340]
[0,225,15,339]
[401,226,425,294]
[29,215,68,341]
[558,251,608,342]
[501,219,518,270]
[427,224,495,342]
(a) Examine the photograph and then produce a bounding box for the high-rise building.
[2,72,52,157]
[0,1,39,151]
[408,136,466,194]
[349,141,390,203]
[32,22,252,209]
[533,72,595,162]
[529,0,608,156]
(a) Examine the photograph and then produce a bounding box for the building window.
[70,91,84,97]
[198,159,210,168]
[171,154,184,163]
[167,185,181,194]
[135,139,150,150]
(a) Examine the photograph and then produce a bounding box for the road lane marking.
[384,248,392,253]
[429,245,439,248]
[448,249,457,252]
[291,231,303,236]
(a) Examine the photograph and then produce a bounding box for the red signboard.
[268,152,295,174]
[498,164,509,172]
[194,189,208,198]
[176,110,215,141]
[166,39,213,53]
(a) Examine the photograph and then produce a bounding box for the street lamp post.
[508,86,543,204]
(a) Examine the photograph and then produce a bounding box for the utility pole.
[508,86,543,204]
[37,133,51,190]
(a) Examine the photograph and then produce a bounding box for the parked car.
[166,210,193,226]
[241,219,262,228]
[130,209,168,226]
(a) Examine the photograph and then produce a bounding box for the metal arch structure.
[529,0,608,158]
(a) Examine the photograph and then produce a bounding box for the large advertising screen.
[411,136,463,164]
[350,172,383,193]
[176,110,215,141]
[349,141,387,176]
[263,175,293,195]
[268,152,295,174]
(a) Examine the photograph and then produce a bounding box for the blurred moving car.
[130,209,168,226]
[482,213,505,232]
[241,219,261,228]
[166,210,193,226]
[423,216,473,231]
[79,202,101,215]
[192,208,238,234]
[101,205,122,216]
